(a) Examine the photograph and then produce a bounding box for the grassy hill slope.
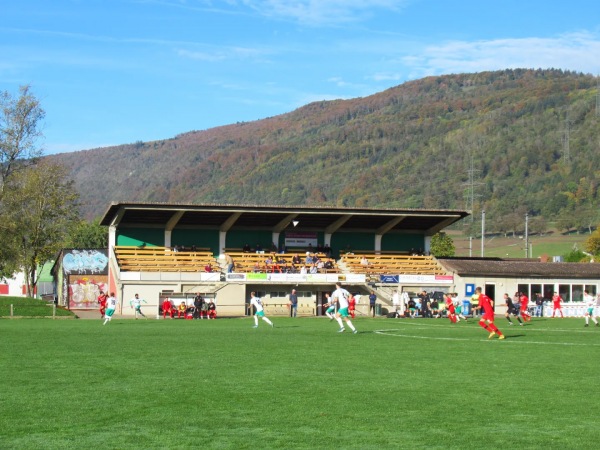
[51,69,600,236]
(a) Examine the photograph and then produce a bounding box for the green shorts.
[256,310,265,317]
[588,307,595,315]
[338,307,349,318]
[326,306,336,314]
[105,308,115,317]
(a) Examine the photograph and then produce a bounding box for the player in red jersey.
[474,287,504,340]
[444,293,457,323]
[551,292,564,318]
[519,292,532,322]
[97,291,107,319]
[348,294,356,319]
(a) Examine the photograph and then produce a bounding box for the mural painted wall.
[60,249,109,309]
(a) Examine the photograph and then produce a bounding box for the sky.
[2,0,600,155]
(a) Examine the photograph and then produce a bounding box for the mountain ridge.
[50,68,600,236]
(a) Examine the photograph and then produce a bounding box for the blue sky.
[2,0,599,154]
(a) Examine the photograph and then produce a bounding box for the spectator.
[204,263,213,273]
[194,293,205,319]
[225,253,234,273]
[360,255,369,266]
[369,290,377,317]
[243,243,251,253]
[207,299,217,319]
[177,301,187,318]
[289,289,298,318]
[292,253,302,265]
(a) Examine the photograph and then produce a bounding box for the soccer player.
[250,292,274,328]
[474,287,504,340]
[331,282,357,334]
[444,293,457,323]
[97,290,107,319]
[129,293,147,319]
[323,293,336,320]
[551,292,564,318]
[504,293,523,326]
[519,292,532,322]
[162,298,174,319]
[103,292,117,325]
[348,293,356,319]
[583,290,599,327]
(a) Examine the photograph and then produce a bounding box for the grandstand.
[72,202,470,317]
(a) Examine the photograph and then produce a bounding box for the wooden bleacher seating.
[223,251,338,274]
[114,246,218,272]
[340,253,445,275]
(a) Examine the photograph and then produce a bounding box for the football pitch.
[1,316,599,449]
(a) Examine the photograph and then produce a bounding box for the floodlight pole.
[481,210,485,257]
[525,213,529,258]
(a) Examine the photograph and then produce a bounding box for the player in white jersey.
[583,290,598,327]
[129,293,148,319]
[323,293,336,320]
[331,282,357,334]
[250,292,274,328]
[103,293,117,325]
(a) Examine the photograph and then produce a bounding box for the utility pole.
[481,210,485,257]
[596,74,600,117]
[525,213,529,258]
[562,109,571,164]
[464,155,482,222]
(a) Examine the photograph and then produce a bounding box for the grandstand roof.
[438,257,600,279]
[100,202,469,234]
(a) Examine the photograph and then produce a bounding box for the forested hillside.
[51,69,600,235]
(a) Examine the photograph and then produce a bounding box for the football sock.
[254,316,259,326]
[263,317,273,326]
[506,317,512,323]
[346,320,356,332]
[336,317,344,328]
[478,320,490,331]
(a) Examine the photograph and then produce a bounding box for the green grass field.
[2,316,599,449]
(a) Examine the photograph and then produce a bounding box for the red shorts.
[482,311,495,321]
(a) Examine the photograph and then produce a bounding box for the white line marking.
[374,329,600,346]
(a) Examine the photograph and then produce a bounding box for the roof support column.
[374,234,382,252]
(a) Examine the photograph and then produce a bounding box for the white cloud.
[403,32,600,78]
[238,0,411,25]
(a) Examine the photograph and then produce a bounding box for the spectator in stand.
[255,243,263,253]
[360,255,370,266]
[253,262,262,273]
[207,299,217,319]
[324,258,334,271]
[292,253,302,265]
[243,243,251,253]
[305,252,314,264]
[225,253,235,273]
[300,265,308,275]
[162,297,174,319]
[204,262,213,273]
[309,263,318,274]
